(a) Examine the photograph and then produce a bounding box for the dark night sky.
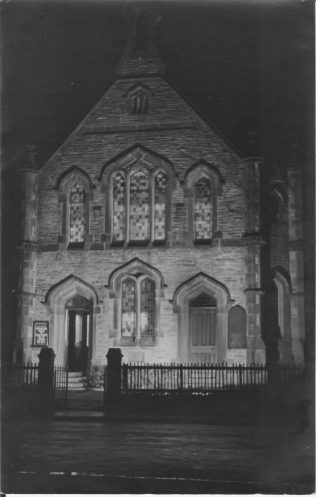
[1,0,314,350]
[2,0,314,170]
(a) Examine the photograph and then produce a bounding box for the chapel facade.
[15,13,305,375]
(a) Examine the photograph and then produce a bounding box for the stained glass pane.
[112,173,125,242]
[129,172,150,241]
[154,172,167,241]
[121,278,136,338]
[194,177,212,240]
[69,184,85,243]
[140,278,155,337]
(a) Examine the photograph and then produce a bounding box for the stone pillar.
[288,169,305,363]
[38,347,56,387]
[38,347,55,412]
[106,348,123,399]
[14,167,38,363]
[244,158,265,364]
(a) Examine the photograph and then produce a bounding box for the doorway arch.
[173,273,232,363]
[45,275,99,367]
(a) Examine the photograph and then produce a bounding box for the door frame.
[66,308,91,372]
[189,305,217,362]
[45,276,99,367]
[173,274,233,363]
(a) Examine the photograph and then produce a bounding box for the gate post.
[106,348,123,400]
[38,347,55,412]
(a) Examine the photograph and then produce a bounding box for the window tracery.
[111,169,168,245]
[120,275,156,343]
[184,162,223,244]
[109,258,163,346]
[56,168,92,249]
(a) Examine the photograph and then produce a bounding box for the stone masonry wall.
[31,246,247,365]
[37,75,246,247]
[27,74,251,366]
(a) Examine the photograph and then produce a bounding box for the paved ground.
[2,418,314,494]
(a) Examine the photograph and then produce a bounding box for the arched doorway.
[66,296,90,373]
[173,273,232,363]
[189,293,217,363]
[45,275,98,367]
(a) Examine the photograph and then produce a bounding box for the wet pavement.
[2,418,314,494]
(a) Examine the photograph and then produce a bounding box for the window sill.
[120,337,137,347]
[128,240,150,247]
[111,240,124,248]
[119,337,156,347]
[193,239,212,246]
[110,240,166,249]
[67,242,85,250]
[138,336,156,347]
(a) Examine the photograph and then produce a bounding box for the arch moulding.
[44,275,99,366]
[173,273,234,362]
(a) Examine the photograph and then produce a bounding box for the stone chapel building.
[15,13,305,376]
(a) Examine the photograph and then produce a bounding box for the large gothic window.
[69,183,85,244]
[194,177,213,241]
[111,169,167,245]
[120,275,156,344]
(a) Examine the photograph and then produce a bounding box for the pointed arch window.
[120,274,156,344]
[57,169,92,250]
[194,177,213,241]
[184,162,223,245]
[69,183,85,244]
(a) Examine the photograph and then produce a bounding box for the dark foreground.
[2,418,314,494]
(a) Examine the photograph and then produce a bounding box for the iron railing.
[3,363,69,408]
[2,362,39,388]
[121,362,305,395]
[53,366,69,408]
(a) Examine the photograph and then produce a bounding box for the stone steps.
[67,372,86,391]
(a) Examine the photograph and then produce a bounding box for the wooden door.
[67,311,89,372]
[189,307,217,363]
